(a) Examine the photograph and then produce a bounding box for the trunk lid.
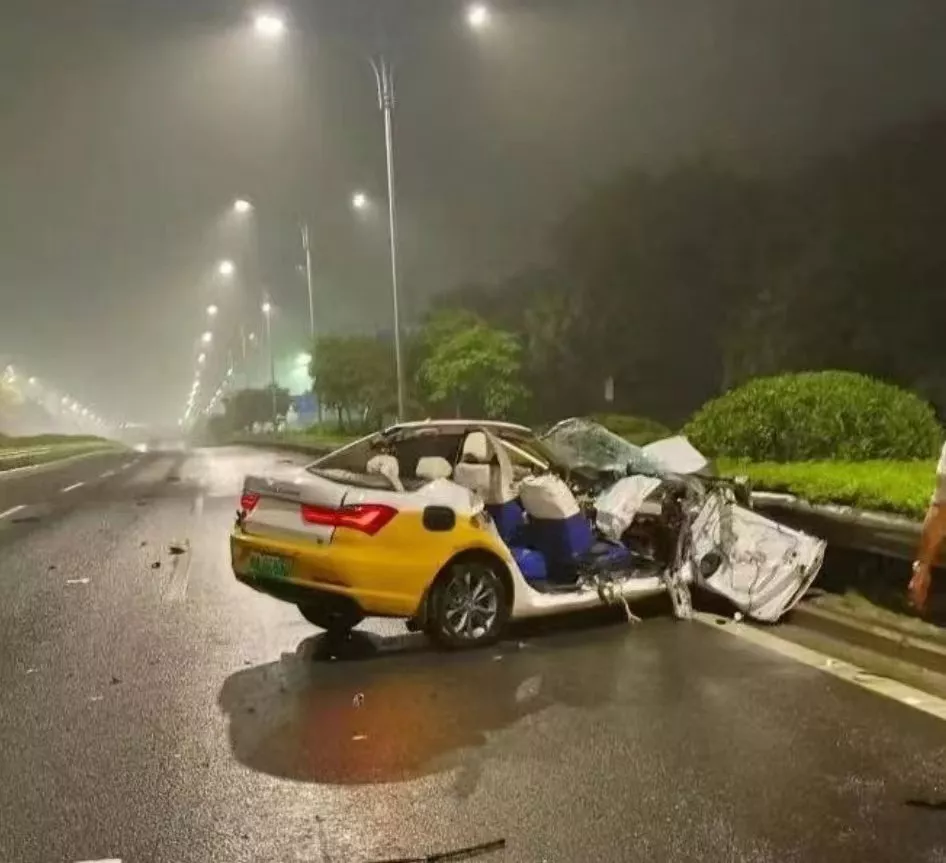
[239,465,349,545]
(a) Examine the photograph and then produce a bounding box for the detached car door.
[689,490,827,622]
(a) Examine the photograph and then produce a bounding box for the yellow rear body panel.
[231,510,509,617]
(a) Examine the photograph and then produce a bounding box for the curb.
[790,602,946,672]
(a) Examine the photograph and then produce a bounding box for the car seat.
[453,430,525,543]
[366,453,404,492]
[415,456,453,482]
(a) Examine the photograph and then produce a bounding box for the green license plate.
[248,552,292,580]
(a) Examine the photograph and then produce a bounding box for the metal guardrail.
[751,491,925,564]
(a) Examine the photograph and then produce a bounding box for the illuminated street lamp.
[197,353,207,365]
[218,260,235,278]
[351,191,369,211]
[233,198,253,215]
[254,12,286,39]
[466,3,491,29]
[201,331,213,345]
[207,304,219,318]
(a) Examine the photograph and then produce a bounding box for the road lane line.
[694,611,946,723]
[0,505,26,520]
[100,469,116,478]
[60,482,85,493]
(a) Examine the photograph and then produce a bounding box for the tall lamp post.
[262,301,277,428]
[249,5,492,421]
[369,54,405,421]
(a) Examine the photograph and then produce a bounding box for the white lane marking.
[75,859,121,863]
[694,611,946,723]
[100,469,116,479]
[0,505,26,520]
[120,462,134,471]
[60,482,85,493]
[66,578,91,585]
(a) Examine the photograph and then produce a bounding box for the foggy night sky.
[1,0,946,425]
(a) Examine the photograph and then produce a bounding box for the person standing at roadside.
[909,441,946,610]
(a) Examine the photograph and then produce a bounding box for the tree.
[416,311,529,419]
[222,387,291,432]
[311,335,398,430]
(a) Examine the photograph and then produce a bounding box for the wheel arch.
[414,546,515,628]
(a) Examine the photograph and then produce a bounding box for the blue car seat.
[453,431,526,545]
[519,475,631,583]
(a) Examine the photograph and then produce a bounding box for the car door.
[688,490,827,622]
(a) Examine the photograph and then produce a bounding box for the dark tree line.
[434,113,946,426]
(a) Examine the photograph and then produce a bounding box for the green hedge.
[685,371,942,462]
[721,458,934,519]
[591,414,672,446]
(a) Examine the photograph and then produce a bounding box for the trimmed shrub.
[685,371,942,462]
[591,413,673,446]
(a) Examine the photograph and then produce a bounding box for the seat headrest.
[416,456,453,481]
[461,431,490,464]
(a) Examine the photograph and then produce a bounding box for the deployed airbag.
[594,475,663,542]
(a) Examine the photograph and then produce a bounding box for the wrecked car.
[230,418,826,648]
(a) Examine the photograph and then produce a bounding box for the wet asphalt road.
[1,445,946,863]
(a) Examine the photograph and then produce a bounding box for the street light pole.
[262,303,277,428]
[300,221,316,344]
[371,55,405,422]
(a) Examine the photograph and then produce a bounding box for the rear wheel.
[428,558,509,649]
[297,602,364,636]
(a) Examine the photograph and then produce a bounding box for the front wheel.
[297,602,364,636]
[428,559,509,649]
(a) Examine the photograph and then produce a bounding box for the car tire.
[428,558,510,650]
[297,602,364,635]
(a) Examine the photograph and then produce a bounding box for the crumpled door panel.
[689,491,826,622]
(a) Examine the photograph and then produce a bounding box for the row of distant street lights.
[250,4,491,423]
[2,364,111,430]
[179,189,373,428]
[180,3,493,428]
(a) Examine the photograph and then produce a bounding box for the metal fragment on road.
[66,578,90,585]
[352,734,367,741]
[352,692,365,708]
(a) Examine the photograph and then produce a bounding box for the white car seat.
[454,429,524,543]
[366,453,404,492]
[454,431,516,505]
[415,456,453,482]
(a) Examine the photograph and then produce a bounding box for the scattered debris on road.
[168,543,187,556]
[66,578,90,585]
[151,561,161,569]
[352,692,365,708]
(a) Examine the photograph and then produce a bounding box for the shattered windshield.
[541,419,666,477]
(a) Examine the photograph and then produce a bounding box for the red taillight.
[240,493,261,513]
[300,503,397,536]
